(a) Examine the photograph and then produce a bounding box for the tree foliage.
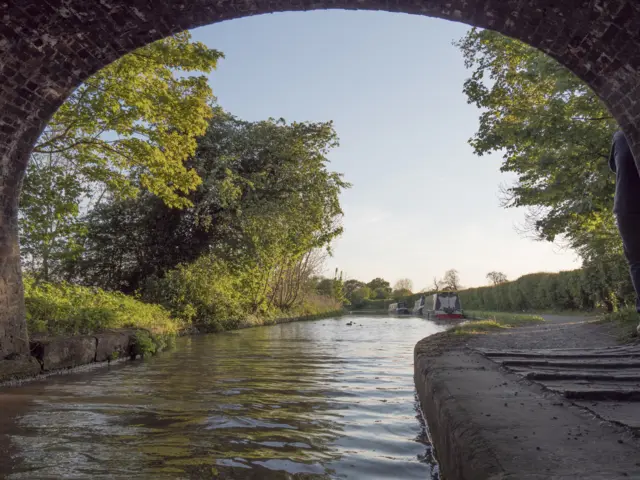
[19,32,349,334]
[456,28,633,309]
[486,271,508,286]
[344,279,366,298]
[63,112,349,292]
[348,286,372,307]
[34,31,222,208]
[441,269,462,291]
[393,278,413,293]
[20,153,89,282]
[366,278,392,298]
[456,28,618,261]
[21,32,223,282]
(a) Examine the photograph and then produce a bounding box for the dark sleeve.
[609,138,616,173]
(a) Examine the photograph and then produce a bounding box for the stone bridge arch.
[1,0,640,357]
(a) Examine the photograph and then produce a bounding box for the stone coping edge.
[414,331,505,480]
[0,329,146,386]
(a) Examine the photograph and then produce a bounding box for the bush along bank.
[457,267,635,314]
[0,277,345,383]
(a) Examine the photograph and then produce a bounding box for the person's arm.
[609,138,617,173]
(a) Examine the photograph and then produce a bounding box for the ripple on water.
[0,316,446,479]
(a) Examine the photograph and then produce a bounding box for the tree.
[432,277,441,292]
[69,112,350,293]
[456,28,631,307]
[393,278,413,293]
[372,287,389,299]
[367,278,392,297]
[441,269,462,291]
[270,249,328,311]
[21,32,222,281]
[392,288,412,298]
[486,271,508,286]
[315,273,347,304]
[367,277,390,290]
[316,278,335,298]
[349,286,372,307]
[19,153,89,282]
[34,31,222,208]
[344,279,366,299]
[456,28,617,261]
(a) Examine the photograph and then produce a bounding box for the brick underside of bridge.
[2,0,640,356]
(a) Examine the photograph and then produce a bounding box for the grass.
[523,309,602,317]
[598,307,639,342]
[453,311,545,335]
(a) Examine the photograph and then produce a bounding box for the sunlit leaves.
[21,32,223,281]
[456,28,617,260]
[35,31,222,208]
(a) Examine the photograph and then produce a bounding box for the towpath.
[414,313,640,480]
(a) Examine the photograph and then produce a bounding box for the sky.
[189,10,581,290]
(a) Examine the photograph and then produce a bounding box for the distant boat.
[388,302,410,315]
[414,292,463,320]
[412,297,425,315]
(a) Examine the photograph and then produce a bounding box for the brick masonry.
[1,0,640,356]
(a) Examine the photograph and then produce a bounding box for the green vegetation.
[21,25,634,346]
[344,269,463,312]
[20,34,349,344]
[21,33,223,283]
[131,330,159,358]
[24,276,179,337]
[453,311,544,335]
[455,29,632,314]
[599,307,640,342]
[458,269,632,314]
[463,311,545,325]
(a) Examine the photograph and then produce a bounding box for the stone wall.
[0,330,141,383]
[2,0,640,356]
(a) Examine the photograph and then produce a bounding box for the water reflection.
[0,316,445,479]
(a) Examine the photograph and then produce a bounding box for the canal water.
[0,316,447,479]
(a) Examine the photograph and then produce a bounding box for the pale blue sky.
[190,11,581,290]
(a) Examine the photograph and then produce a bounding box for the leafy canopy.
[456,28,617,260]
[34,31,223,208]
[456,29,632,309]
[70,112,350,293]
[21,32,223,281]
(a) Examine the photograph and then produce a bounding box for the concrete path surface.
[414,314,640,480]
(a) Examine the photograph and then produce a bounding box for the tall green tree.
[20,32,222,281]
[33,31,222,207]
[344,279,366,299]
[70,112,350,294]
[367,278,392,298]
[19,153,89,282]
[456,28,617,259]
[456,28,630,309]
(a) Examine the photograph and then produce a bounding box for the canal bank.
[0,309,345,385]
[414,315,640,480]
